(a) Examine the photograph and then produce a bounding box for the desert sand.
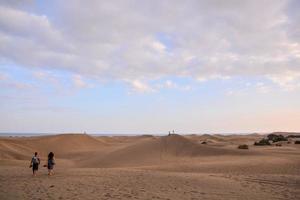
[0,133,299,200]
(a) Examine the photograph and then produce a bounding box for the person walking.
[29,152,40,176]
[47,152,55,176]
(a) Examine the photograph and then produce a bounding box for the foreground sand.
[1,166,299,200]
[0,133,299,199]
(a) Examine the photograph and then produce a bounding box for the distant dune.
[0,134,106,160]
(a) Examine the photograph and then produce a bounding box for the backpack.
[32,156,40,164]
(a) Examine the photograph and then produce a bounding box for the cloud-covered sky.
[0,0,300,134]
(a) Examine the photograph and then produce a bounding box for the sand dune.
[0,134,106,160]
[0,139,33,160]
[0,133,280,167]
[26,134,107,153]
[78,134,262,168]
[185,133,262,146]
[0,133,299,199]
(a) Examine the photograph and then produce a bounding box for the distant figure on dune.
[47,152,55,176]
[29,152,40,176]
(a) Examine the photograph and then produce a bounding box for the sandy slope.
[0,133,299,200]
[83,134,260,168]
[0,134,107,160]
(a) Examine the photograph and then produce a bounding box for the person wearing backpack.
[29,152,40,176]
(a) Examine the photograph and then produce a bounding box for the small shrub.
[254,138,271,146]
[238,144,249,149]
[287,135,300,138]
[267,134,287,143]
[275,143,282,146]
[295,141,300,144]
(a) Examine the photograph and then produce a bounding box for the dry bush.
[238,144,249,149]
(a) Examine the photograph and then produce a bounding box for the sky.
[0,0,300,134]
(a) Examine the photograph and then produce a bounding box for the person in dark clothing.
[47,152,55,176]
[30,152,40,176]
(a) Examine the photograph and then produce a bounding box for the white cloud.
[72,74,93,89]
[255,82,271,94]
[165,80,176,88]
[0,72,33,90]
[0,0,299,91]
[126,79,155,93]
[126,79,192,93]
[156,80,191,91]
[151,40,166,53]
[268,71,300,91]
[32,70,61,86]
